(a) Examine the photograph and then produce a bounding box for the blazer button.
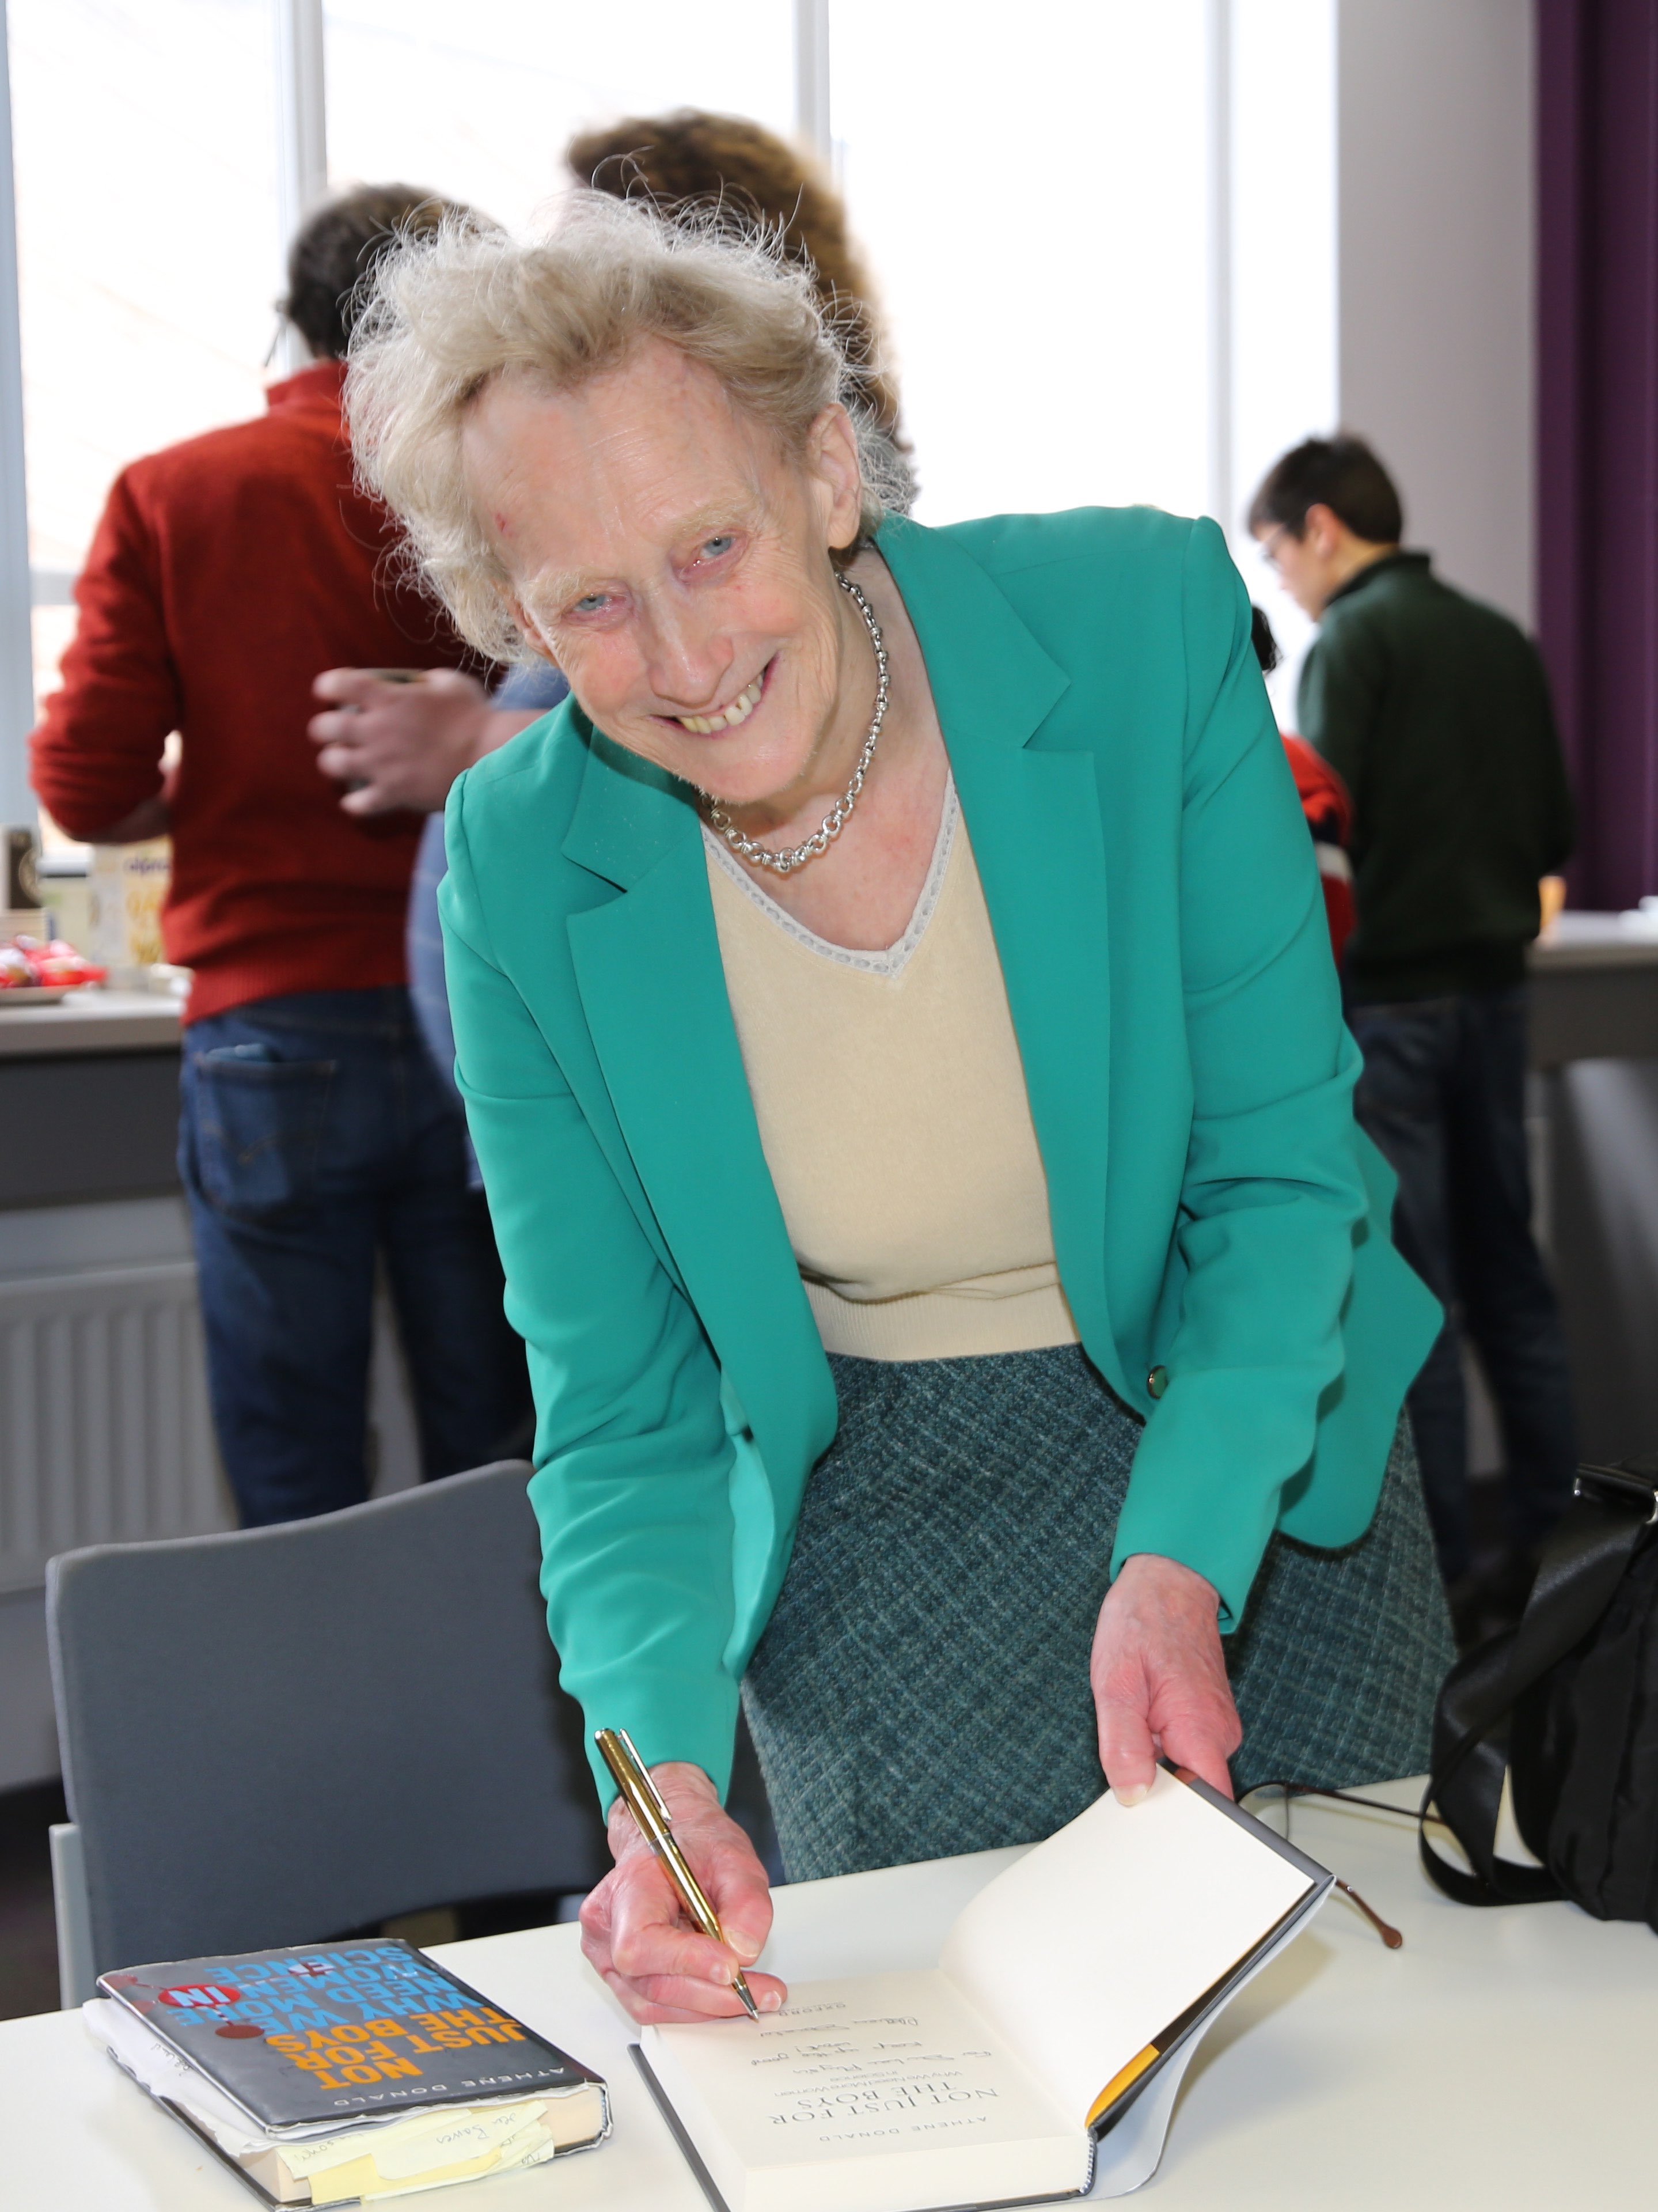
[1147,1365,1168,1399]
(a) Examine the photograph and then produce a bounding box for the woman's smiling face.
[460,340,868,810]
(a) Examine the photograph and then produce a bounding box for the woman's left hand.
[1090,1553,1242,1804]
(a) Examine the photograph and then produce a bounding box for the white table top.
[3,1779,1653,2210]
[1530,910,1658,969]
[0,988,182,1057]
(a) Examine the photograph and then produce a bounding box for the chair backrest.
[47,1461,610,1979]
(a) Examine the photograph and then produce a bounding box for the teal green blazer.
[441,507,1441,1804]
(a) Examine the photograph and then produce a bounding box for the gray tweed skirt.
[742,1344,1454,1881]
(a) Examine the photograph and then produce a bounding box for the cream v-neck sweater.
[704,783,1080,1361]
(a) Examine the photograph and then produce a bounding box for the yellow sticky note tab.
[308,2146,505,2204]
[363,2149,506,2198]
[370,2103,545,2181]
[307,2154,379,2206]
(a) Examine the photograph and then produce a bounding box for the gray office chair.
[47,1460,611,2003]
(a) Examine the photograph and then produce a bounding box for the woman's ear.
[806,404,866,551]
[499,581,554,662]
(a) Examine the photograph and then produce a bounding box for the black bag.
[1422,1454,1658,1926]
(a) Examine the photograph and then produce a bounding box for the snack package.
[0,933,108,988]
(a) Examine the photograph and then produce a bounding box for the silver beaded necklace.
[701,571,890,877]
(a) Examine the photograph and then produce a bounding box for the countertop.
[1529,910,1658,969]
[0,913,1649,1066]
[0,988,184,1058]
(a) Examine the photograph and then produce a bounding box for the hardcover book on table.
[88,1936,609,2204]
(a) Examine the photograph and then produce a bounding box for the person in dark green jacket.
[1250,435,1577,1633]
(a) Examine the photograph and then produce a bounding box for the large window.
[829,0,1335,706]
[1227,0,1337,713]
[833,1,1213,526]
[10,0,282,719]
[3,0,1341,824]
[323,1,794,234]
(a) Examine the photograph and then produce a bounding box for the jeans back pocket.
[187,1045,338,1221]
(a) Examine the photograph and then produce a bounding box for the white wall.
[1337,0,1536,625]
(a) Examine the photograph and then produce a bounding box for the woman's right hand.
[578,1761,787,2024]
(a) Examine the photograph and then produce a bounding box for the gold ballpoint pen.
[595,1726,761,2021]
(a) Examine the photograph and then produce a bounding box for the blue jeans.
[179,988,533,1527]
[1349,986,1577,1582]
[406,813,477,1185]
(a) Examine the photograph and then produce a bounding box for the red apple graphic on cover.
[153,1978,263,2035]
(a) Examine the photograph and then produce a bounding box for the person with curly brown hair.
[566,109,908,473]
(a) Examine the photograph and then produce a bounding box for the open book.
[636,1769,1330,2212]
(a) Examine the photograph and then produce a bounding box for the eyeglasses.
[1257,522,1295,573]
[1244,1780,1433,1949]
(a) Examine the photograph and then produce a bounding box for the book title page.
[648,1970,1077,2173]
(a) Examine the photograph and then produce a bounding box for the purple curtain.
[1538,0,1658,911]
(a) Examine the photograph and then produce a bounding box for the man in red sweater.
[31,186,531,1526]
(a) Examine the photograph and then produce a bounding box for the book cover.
[97,1938,602,2136]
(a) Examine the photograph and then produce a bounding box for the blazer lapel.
[556,511,1124,1421]
[562,728,834,1479]
[878,518,1121,1384]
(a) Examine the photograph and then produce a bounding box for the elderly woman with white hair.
[348,198,1452,2026]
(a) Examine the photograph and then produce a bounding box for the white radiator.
[0,1199,423,1790]
[0,1261,233,1595]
